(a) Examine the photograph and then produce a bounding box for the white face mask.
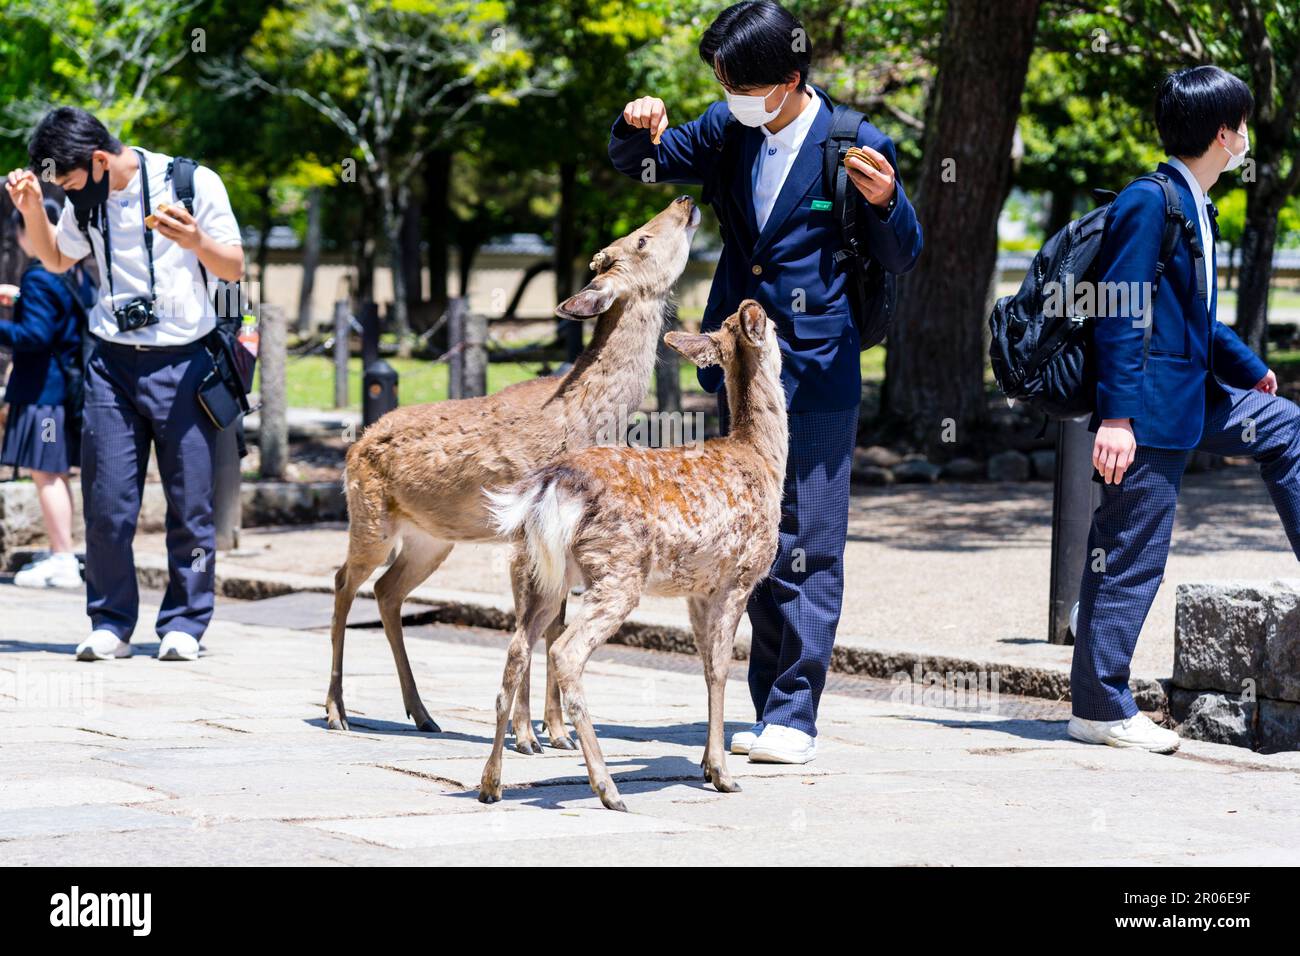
[724,84,790,128]
[1223,128,1249,172]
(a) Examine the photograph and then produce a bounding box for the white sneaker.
[76,630,131,661]
[157,631,201,661]
[1067,713,1180,754]
[748,724,817,764]
[730,723,764,755]
[13,552,82,589]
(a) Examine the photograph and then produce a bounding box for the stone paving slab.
[3,582,1300,865]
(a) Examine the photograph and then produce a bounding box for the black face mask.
[64,156,110,215]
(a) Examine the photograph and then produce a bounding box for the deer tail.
[485,471,585,599]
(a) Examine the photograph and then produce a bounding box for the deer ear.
[556,279,616,320]
[738,299,767,346]
[664,331,723,369]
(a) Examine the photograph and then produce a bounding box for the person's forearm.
[196,236,244,282]
[24,215,74,273]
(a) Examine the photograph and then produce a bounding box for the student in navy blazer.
[1071,66,1300,753]
[0,199,88,589]
[610,1,921,763]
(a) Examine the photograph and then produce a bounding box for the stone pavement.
[3,583,1300,865]
[131,463,1300,693]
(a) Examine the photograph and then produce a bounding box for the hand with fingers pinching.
[1254,369,1278,394]
[844,144,896,209]
[151,203,203,251]
[1094,418,1137,485]
[622,95,669,145]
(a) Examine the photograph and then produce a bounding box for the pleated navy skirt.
[0,403,78,473]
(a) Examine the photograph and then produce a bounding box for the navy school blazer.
[1090,163,1267,450]
[0,264,85,406]
[609,87,923,412]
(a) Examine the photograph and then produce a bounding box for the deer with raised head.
[327,196,701,746]
[480,299,788,811]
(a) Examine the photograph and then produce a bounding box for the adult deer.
[327,196,701,745]
[480,299,788,810]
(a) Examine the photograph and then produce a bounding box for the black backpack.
[703,103,896,350]
[987,172,1207,419]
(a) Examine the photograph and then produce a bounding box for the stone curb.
[132,555,1167,713]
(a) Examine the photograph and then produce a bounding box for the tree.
[883,0,1042,451]
[204,0,549,355]
[1042,0,1300,358]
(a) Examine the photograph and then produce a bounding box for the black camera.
[114,296,158,332]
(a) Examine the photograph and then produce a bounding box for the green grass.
[268,341,889,411]
[269,354,718,410]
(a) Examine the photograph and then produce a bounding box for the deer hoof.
[709,767,742,793]
[595,781,627,812]
[415,717,441,734]
[478,776,502,803]
[325,704,349,731]
[549,733,577,750]
[514,738,542,756]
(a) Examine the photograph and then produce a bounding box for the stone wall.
[1170,581,1300,751]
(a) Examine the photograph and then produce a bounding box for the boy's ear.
[738,299,767,346]
[556,278,617,320]
[664,330,723,369]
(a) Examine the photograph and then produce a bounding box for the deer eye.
[637,236,649,250]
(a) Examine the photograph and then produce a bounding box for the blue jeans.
[81,340,218,640]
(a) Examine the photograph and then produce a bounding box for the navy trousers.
[82,340,218,641]
[1072,384,1300,720]
[721,396,858,736]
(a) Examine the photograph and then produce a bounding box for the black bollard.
[363,359,399,429]
[1047,416,1101,644]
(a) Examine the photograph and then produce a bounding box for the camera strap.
[100,147,157,303]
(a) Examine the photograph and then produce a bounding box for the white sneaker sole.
[158,646,200,662]
[730,735,756,756]
[1067,717,1180,754]
[76,643,131,662]
[748,744,817,765]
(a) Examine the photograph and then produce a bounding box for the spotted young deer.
[327,196,701,743]
[480,299,788,811]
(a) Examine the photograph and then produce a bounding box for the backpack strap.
[1123,172,1207,365]
[824,104,866,269]
[165,156,210,290]
[1133,172,1207,305]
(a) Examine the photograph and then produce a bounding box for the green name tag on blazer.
[810,199,833,211]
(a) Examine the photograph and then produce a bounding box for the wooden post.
[448,296,466,400]
[465,308,487,398]
[333,300,350,409]
[260,306,288,479]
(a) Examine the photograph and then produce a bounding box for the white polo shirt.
[1165,156,1216,304]
[55,147,242,346]
[752,92,822,233]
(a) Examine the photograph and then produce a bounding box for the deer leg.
[551,574,642,812]
[481,560,562,802]
[373,531,453,732]
[326,529,392,731]
[542,600,575,749]
[507,554,543,754]
[692,589,747,794]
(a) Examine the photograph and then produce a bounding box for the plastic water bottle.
[238,314,259,357]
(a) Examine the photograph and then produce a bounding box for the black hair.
[27,106,122,177]
[699,1,810,92]
[1155,66,1253,158]
[9,199,62,231]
